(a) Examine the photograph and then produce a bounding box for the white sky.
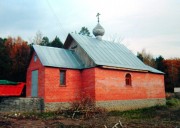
[0,0,180,59]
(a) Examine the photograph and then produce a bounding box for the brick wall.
[94,67,165,101]
[26,53,45,98]
[27,52,83,103]
[82,68,95,99]
[44,67,82,103]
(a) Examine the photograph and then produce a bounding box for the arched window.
[125,73,132,86]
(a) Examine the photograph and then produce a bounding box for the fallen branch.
[72,110,80,119]
[119,120,123,127]
[112,122,119,128]
[104,120,123,128]
[72,105,80,119]
[104,125,108,128]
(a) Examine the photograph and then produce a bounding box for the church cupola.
[93,13,105,40]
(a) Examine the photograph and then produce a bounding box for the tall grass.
[166,98,180,107]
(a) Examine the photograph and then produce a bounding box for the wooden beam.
[102,66,148,72]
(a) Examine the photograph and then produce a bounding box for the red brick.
[27,53,165,104]
[94,68,165,101]
[26,53,45,98]
[44,68,82,102]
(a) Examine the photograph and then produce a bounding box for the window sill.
[125,85,132,87]
[60,85,66,87]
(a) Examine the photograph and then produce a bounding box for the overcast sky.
[0,0,180,59]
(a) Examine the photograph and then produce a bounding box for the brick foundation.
[96,98,166,111]
[44,102,70,111]
[0,97,43,112]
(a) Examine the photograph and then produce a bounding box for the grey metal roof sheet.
[69,33,163,74]
[33,45,83,69]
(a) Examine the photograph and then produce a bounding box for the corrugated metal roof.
[33,45,83,69]
[69,33,163,74]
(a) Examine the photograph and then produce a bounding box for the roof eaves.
[33,45,46,66]
[102,66,149,72]
[145,65,165,74]
[102,65,164,74]
[43,65,82,69]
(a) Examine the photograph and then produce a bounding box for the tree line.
[0,35,63,82]
[0,27,86,82]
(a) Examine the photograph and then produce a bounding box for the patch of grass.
[166,98,180,107]
[37,112,57,119]
[109,106,164,119]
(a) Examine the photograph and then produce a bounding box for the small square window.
[60,70,66,86]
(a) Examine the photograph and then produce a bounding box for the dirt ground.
[0,105,180,128]
[0,95,180,128]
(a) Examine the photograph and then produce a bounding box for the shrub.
[58,96,107,119]
[166,98,180,107]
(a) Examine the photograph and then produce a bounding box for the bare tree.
[32,31,43,45]
[137,49,156,68]
[106,34,124,43]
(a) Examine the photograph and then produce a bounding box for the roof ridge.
[70,33,124,45]
[68,33,163,74]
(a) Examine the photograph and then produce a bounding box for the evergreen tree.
[78,27,91,36]
[40,36,50,46]
[155,55,165,72]
[50,36,63,48]
[137,52,143,61]
[0,38,11,80]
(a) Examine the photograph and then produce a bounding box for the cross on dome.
[93,13,105,40]
[96,13,100,23]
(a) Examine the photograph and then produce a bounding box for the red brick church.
[26,19,165,111]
